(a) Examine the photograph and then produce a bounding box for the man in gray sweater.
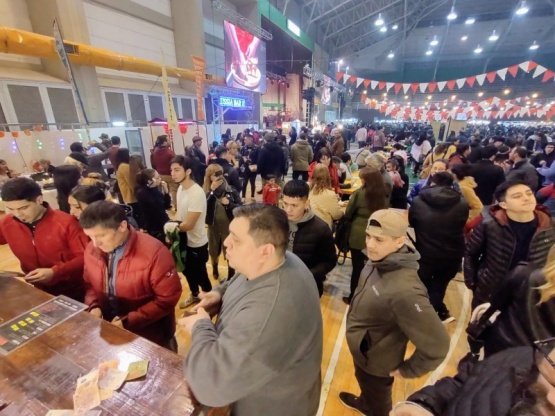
[179,204,323,416]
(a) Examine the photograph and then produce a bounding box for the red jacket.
[151,146,176,175]
[262,183,281,205]
[0,205,88,301]
[83,228,182,346]
[308,161,340,194]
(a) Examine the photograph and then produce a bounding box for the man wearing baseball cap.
[340,209,450,416]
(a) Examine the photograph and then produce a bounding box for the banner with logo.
[192,56,206,121]
[161,52,178,134]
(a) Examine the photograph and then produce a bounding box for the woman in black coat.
[135,169,171,243]
[54,165,82,213]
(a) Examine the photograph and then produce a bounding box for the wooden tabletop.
[341,171,361,196]
[0,277,197,416]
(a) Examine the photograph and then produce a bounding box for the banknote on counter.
[73,370,101,413]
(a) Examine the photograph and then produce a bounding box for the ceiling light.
[504,89,510,95]
[425,101,429,105]
[461,35,468,41]
[338,59,343,65]
[426,48,433,56]
[452,95,457,99]
[447,7,457,20]
[407,102,411,105]
[387,50,394,58]
[380,26,387,33]
[489,30,499,41]
[474,44,483,54]
[530,41,539,50]
[532,93,538,98]
[428,95,432,99]
[392,24,398,30]
[465,17,475,25]
[363,90,367,94]
[430,35,439,46]
[404,95,408,99]
[383,93,387,97]
[526,101,531,105]
[375,13,384,26]
[516,1,529,15]
[478,92,484,97]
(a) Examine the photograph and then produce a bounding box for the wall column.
[25,0,106,123]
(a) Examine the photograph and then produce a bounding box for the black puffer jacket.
[408,347,534,416]
[482,265,555,356]
[290,214,337,296]
[210,158,242,194]
[205,183,242,226]
[464,205,555,305]
[409,186,469,260]
[470,159,506,205]
[257,141,286,179]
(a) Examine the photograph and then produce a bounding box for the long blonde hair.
[539,244,555,303]
[310,163,332,195]
[203,164,224,192]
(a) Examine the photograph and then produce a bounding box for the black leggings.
[349,249,368,299]
[292,170,309,181]
[183,244,212,297]
[242,172,257,198]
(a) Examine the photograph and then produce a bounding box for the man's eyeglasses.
[534,337,555,370]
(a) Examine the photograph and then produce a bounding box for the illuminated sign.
[219,96,247,108]
[287,20,301,37]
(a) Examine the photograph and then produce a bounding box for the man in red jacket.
[0,178,88,301]
[79,200,182,350]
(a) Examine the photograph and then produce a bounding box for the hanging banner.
[161,51,178,134]
[192,56,206,121]
[52,19,89,126]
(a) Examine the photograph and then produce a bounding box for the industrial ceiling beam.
[309,0,355,25]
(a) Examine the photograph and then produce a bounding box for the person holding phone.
[203,164,242,282]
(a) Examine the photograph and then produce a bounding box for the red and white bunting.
[356,77,364,87]
[497,68,508,81]
[533,65,547,78]
[475,74,486,86]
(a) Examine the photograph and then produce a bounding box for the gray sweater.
[184,252,323,416]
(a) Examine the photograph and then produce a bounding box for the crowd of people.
[2,121,555,416]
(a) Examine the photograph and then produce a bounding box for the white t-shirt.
[176,183,208,248]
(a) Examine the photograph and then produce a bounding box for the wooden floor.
[0,242,471,415]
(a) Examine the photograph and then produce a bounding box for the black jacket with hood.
[205,183,242,226]
[210,158,242,194]
[258,140,286,179]
[409,186,469,260]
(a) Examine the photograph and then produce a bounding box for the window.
[8,85,47,124]
[128,94,147,121]
[148,95,164,119]
[172,97,178,116]
[0,101,6,125]
[105,91,127,122]
[181,98,193,119]
[47,88,79,124]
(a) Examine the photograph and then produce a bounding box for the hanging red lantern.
[24,129,31,136]
[0,132,4,138]
[179,124,188,134]
[163,124,169,134]
[34,125,42,132]
[11,131,19,138]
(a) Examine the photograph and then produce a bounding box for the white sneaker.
[179,294,200,309]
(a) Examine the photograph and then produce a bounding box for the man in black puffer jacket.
[465,180,555,308]
[409,172,469,323]
[282,181,337,297]
[394,346,553,416]
[258,133,286,189]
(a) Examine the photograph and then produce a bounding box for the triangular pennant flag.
[528,61,538,72]
[363,79,371,88]
[437,81,446,91]
[378,81,386,90]
[446,80,456,90]
[542,70,555,83]
[336,72,343,82]
[456,78,466,89]
[356,77,364,87]
[386,82,395,91]
[486,97,494,104]
[419,83,428,93]
[519,61,531,73]
[428,82,437,93]
[343,74,349,84]
[394,83,402,94]
[349,76,357,84]
[533,65,547,78]
[508,65,519,77]
[486,71,497,83]
[466,76,476,88]
[410,83,419,94]
[497,68,508,81]
[370,80,378,90]
[403,84,411,94]
[476,74,486,86]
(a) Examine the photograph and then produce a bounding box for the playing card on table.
[98,368,128,391]
[126,360,149,381]
[73,370,101,413]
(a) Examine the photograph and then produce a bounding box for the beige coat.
[458,177,483,221]
[116,163,137,204]
[290,139,314,171]
[309,189,344,228]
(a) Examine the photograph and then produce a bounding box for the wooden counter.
[0,277,197,416]
[341,171,361,196]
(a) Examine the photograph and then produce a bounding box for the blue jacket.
[537,160,555,186]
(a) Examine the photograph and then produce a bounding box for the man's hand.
[111,316,124,329]
[178,307,211,334]
[389,403,433,416]
[221,197,230,206]
[389,369,402,378]
[24,268,54,284]
[90,308,103,319]
[192,291,222,317]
